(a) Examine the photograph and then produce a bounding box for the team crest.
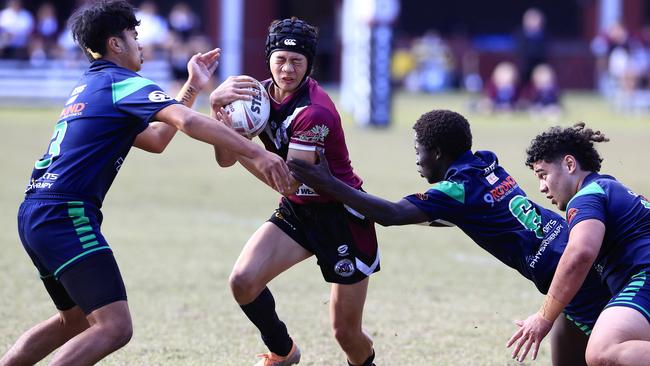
[334,259,355,277]
[567,208,579,224]
[415,193,428,200]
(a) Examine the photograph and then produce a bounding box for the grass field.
[1,92,649,365]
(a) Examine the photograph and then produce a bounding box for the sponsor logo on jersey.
[296,184,319,196]
[567,207,579,224]
[483,160,497,175]
[485,172,499,185]
[25,172,59,192]
[70,84,87,96]
[283,38,297,46]
[295,124,329,144]
[148,90,173,102]
[486,175,518,203]
[59,103,86,119]
[529,220,562,268]
[334,259,355,277]
[337,245,349,256]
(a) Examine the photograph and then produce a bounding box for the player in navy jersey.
[508,123,650,365]
[210,17,378,366]
[289,110,612,366]
[0,1,291,365]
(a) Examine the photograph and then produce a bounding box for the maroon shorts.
[268,197,380,284]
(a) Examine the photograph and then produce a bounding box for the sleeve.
[566,191,607,230]
[404,182,464,223]
[288,105,336,152]
[112,76,180,124]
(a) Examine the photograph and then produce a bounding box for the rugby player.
[211,17,379,366]
[508,123,650,365]
[0,1,290,365]
[288,110,611,366]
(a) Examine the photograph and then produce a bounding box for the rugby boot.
[254,342,301,366]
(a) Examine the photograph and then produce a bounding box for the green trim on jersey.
[112,76,155,104]
[432,181,465,203]
[568,181,606,208]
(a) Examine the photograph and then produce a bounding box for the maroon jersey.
[260,78,362,204]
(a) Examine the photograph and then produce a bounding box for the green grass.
[0,92,649,365]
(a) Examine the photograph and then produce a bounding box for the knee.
[332,322,360,346]
[229,270,260,304]
[585,344,617,366]
[99,318,133,349]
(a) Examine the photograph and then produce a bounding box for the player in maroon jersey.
[210,17,378,366]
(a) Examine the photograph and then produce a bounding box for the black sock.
[348,349,375,366]
[240,287,293,356]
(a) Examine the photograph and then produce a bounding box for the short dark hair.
[525,122,609,172]
[69,0,140,61]
[413,110,472,158]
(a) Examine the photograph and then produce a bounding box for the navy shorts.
[268,197,380,284]
[604,269,650,324]
[17,198,126,313]
[563,268,612,335]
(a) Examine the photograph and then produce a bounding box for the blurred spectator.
[479,61,519,113]
[516,8,547,87]
[168,2,200,41]
[29,2,58,65]
[521,63,562,118]
[0,0,34,59]
[136,1,168,59]
[167,34,214,94]
[592,22,650,111]
[391,37,416,86]
[403,31,455,93]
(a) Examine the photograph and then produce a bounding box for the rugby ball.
[224,78,270,138]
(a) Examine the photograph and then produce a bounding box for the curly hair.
[525,122,609,172]
[69,0,140,61]
[413,110,472,158]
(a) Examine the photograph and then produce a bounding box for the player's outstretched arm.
[154,104,291,193]
[134,49,221,153]
[288,150,428,226]
[507,219,604,362]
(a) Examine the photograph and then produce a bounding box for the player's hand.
[213,107,233,128]
[254,150,292,195]
[209,75,257,111]
[506,312,553,362]
[287,149,333,191]
[187,48,220,91]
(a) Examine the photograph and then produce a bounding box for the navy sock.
[348,349,375,366]
[240,287,293,356]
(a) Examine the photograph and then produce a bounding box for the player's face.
[119,29,143,72]
[269,51,308,94]
[532,158,577,211]
[414,137,444,184]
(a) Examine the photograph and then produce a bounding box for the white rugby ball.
[224,78,270,138]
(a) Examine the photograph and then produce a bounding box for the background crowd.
[1,0,649,115]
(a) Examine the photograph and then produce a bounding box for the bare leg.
[0,307,89,366]
[229,222,312,304]
[586,306,650,366]
[330,278,374,365]
[48,300,132,366]
[550,315,588,366]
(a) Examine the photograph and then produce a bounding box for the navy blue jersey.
[566,173,650,293]
[24,60,178,207]
[405,150,568,293]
